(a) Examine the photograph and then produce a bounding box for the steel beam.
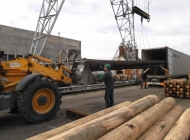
[87,59,166,71]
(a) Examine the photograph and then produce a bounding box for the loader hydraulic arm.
[26,54,72,84]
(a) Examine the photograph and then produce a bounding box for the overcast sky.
[0,0,190,60]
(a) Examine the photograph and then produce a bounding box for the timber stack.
[112,69,142,81]
[27,95,190,140]
[163,79,188,98]
[186,81,190,98]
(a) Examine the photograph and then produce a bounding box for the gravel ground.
[0,85,189,140]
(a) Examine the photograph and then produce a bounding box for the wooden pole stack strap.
[98,97,176,140]
[163,108,190,140]
[138,106,184,140]
[27,101,132,140]
[46,95,160,140]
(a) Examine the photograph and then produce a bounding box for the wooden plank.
[138,106,184,140]
[27,101,132,140]
[98,97,176,140]
[164,108,190,140]
[47,95,160,140]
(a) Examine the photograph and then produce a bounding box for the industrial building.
[0,24,81,61]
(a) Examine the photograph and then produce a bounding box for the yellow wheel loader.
[0,51,72,123]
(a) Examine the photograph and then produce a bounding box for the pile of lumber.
[27,95,190,140]
[186,81,190,98]
[163,79,188,98]
[112,74,140,81]
[112,74,128,81]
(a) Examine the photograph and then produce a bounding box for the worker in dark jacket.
[141,68,150,89]
[97,64,114,108]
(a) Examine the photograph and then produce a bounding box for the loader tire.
[17,77,62,123]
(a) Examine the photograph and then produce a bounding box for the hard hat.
[104,64,111,69]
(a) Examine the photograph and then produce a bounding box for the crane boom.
[110,0,136,61]
[30,0,65,55]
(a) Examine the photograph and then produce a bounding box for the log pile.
[112,69,142,82]
[27,95,190,140]
[112,74,140,81]
[112,74,128,81]
[186,81,190,98]
[163,79,188,98]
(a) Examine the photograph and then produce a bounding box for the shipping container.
[141,46,190,85]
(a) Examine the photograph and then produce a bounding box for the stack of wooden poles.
[27,95,190,140]
[112,74,134,81]
[112,69,142,82]
[186,81,190,98]
[164,79,188,98]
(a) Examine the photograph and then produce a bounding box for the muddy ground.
[0,85,190,140]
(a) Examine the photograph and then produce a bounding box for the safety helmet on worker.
[104,64,111,69]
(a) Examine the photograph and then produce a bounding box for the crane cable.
[136,17,150,49]
[135,0,151,49]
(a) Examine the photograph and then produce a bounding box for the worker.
[141,68,150,89]
[97,64,114,108]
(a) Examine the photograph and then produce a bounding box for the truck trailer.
[141,46,190,86]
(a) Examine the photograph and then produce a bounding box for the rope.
[142,25,150,48]
[136,17,150,49]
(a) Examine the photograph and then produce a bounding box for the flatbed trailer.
[59,80,137,94]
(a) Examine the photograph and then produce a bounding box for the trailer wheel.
[17,77,62,123]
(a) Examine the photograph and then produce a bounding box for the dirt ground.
[0,85,190,140]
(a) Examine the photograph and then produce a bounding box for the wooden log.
[176,85,180,89]
[169,80,173,84]
[186,91,190,98]
[165,92,170,97]
[172,87,176,91]
[27,101,132,140]
[186,85,189,89]
[165,80,170,85]
[168,90,173,95]
[164,108,190,140]
[138,106,184,140]
[169,84,173,88]
[179,93,185,98]
[176,91,180,96]
[172,80,177,85]
[98,97,176,140]
[179,80,186,85]
[179,88,184,92]
[46,95,160,140]
[165,87,169,91]
[120,74,128,81]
